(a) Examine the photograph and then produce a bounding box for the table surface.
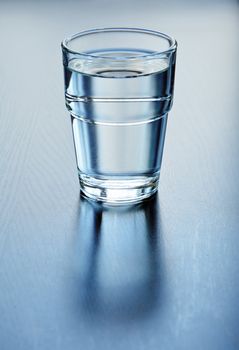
[0,1,239,349]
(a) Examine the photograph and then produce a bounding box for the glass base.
[79,173,159,204]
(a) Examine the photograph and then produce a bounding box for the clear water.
[64,49,175,178]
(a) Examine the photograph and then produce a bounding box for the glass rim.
[61,27,177,60]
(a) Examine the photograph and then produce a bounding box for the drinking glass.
[61,28,177,204]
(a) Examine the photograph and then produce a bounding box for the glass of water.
[61,28,177,204]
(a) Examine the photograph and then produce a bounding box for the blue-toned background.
[0,0,238,349]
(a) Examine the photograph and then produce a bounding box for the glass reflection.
[73,194,163,323]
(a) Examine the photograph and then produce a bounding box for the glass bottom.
[79,173,159,204]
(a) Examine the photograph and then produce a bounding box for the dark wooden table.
[0,1,238,349]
